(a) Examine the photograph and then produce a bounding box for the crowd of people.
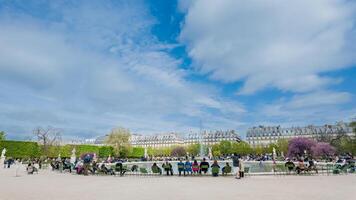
[41,154,247,178]
[3,152,354,177]
[149,155,245,178]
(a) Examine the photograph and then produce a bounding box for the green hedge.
[130,147,144,158]
[99,146,114,157]
[0,141,118,158]
[0,140,40,158]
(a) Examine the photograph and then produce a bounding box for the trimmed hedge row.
[0,140,144,158]
[131,147,145,158]
[0,140,40,158]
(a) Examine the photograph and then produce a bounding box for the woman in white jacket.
[239,158,245,178]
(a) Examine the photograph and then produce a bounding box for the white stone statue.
[93,153,97,162]
[0,148,6,168]
[272,147,276,160]
[70,148,76,164]
[208,147,213,159]
[56,154,61,161]
[1,148,6,159]
[144,148,148,159]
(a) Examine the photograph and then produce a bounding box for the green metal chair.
[139,167,148,176]
[151,166,162,175]
[244,167,250,174]
[222,166,232,175]
[211,166,219,176]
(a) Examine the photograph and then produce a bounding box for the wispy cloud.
[180,0,356,94]
[0,0,245,139]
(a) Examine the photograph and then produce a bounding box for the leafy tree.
[186,143,200,156]
[219,141,232,155]
[211,143,220,156]
[287,137,316,158]
[266,143,279,155]
[212,149,221,157]
[276,139,289,155]
[171,146,186,157]
[150,147,172,157]
[0,131,6,141]
[311,142,335,158]
[328,121,356,155]
[331,135,355,155]
[105,127,131,157]
[253,145,264,155]
[232,141,253,155]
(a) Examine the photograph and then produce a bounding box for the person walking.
[232,154,240,179]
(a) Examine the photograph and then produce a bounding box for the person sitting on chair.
[151,163,162,175]
[192,160,199,174]
[177,159,185,176]
[100,163,115,175]
[211,160,220,177]
[222,162,232,175]
[199,158,210,174]
[184,159,192,176]
[296,159,305,174]
[27,162,37,174]
[308,159,318,174]
[285,159,295,173]
[131,165,138,172]
[162,161,173,176]
[115,161,126,176]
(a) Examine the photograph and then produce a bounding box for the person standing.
[232,154,240,179]
[239,158,245,178]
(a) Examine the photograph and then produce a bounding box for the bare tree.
[33,126,62,156]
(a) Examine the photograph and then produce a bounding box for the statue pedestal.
[0,157,5,169]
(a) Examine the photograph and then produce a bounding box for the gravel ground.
[0,166,355,200]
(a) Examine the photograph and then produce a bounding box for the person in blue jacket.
[184,159,192,176]
[177,158,185,176]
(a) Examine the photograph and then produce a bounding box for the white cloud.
[0,1,246,139]
[258,90,354,125]
[180,0,356,94]
[287,91,351,109]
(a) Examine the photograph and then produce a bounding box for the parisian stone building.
[246,122,354,147]
[93,130,241,148]
[129,133,184,148]
[184,130,241,146]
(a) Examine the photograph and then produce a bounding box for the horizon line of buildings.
[95,130,241,148]
[246,122,354,147]
[62,122,354,148]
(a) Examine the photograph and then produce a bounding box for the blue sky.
[0,0,355,140]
